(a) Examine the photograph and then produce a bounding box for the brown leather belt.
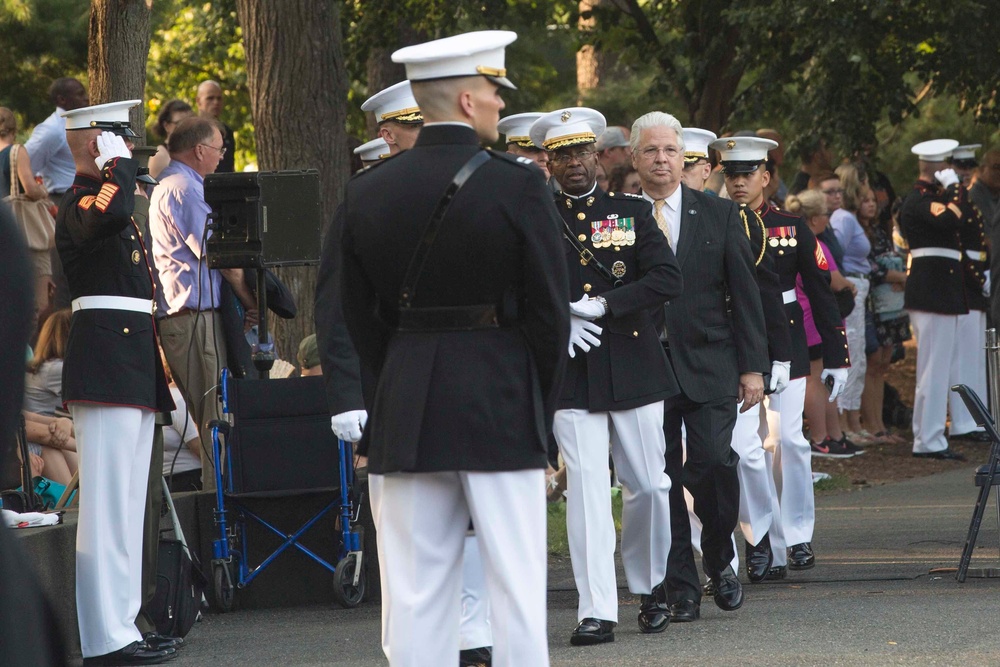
[396,305,504,332]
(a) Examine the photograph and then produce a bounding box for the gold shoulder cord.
[739,207,768,266]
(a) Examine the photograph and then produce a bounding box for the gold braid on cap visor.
[544,132,597,150]
[379,107,423,124]
[684,152,708,163]
[508,136,538,149]
[476,65,507,77]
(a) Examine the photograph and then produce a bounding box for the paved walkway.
[166,466,1000,666]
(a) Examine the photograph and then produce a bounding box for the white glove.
[94,131,132,170]
[568,315,602,358]
[983,270,991,298]
[934,168,960,189]
[331,410,368,442]
[568,295,606,321]
[769,360,791,394]
[821,367,849,402]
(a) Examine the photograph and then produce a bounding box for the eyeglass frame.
[199,143,227,158]
[549,148,598,165]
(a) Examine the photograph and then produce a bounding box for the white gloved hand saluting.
[769,360,791,395]
[94,131,132,170]
[568,315,602,358]
[569,295,606,321]
[934,168,960,189]
[331,410,368,442]
[821,367,849,402]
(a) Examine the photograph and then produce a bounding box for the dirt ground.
[810,339,991,489]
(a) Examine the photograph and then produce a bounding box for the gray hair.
[630,112,685,153]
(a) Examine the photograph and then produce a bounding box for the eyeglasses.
[550,149,596,165]
[638,146,682,160]
[200,143,227,158]
[822,188,843,195]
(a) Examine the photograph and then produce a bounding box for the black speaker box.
[204,170,322,269]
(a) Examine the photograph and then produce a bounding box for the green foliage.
[146,0,255,169]
[0,0,88,126]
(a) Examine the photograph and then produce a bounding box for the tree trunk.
[235,0,350,363]
[87,0,151,144]
[577,0,603,102]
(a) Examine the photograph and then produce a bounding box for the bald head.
[197,80,223,119]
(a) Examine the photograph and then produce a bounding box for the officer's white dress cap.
[353,137,390,163]
[360,81,423,125]
[951,144,982,161]
[529,108,607,151]
[62,99,141,137]
[498,112,545,148]
[911,139,958,162]
[392,30,518,90]
[682,128,718,162]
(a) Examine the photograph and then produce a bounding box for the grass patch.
[547,490,623,558]
[813,474,851,493]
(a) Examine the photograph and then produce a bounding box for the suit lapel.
[675,185,699,266]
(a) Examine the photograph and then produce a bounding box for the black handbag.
[149,538,207,639]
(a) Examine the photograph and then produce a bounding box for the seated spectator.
[607,164,641,194]
[298,334,322,377]
[23,308,77,484]
[161,354,203,493]
[831,165,873,442]
[147,100,194,179]
[785,191,862,457]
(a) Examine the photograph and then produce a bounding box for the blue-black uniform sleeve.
[62,157,138,245]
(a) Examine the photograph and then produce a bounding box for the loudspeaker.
[204,170,322,269]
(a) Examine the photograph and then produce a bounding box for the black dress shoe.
[637,585,670,633]
[950,430,992,443]
[764,565,787,580]
[570,617,616,645]
[788,542,815,570]
[668,599,700,622]
[709,566,743,611]
[83,641,176,665]
[459,646,492,667]
[142,633,183,651]
[913,448,967,461]
[745,533,773,583]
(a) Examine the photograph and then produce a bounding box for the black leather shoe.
[950,430,992,443]
[668,599,700,622]
[745,533,773,583]
[764,565,787,580]
[570,617,616,645]
[142,633,183,651]
[83,641,176,665]
[637,585,670,633]
[788,542,815,570]
[459,646,492,667]
[913,448,967,461]
[709,566,743,611]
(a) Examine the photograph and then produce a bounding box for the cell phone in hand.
[824,374,835,394]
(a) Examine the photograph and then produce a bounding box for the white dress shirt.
[24,107,75,194]
[642,186,683,249]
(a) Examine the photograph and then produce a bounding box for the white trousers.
[375,470,547,667]
[840,276,870,411]
[73,404,154,658]
[554,402,671,622]
[763,378,815,546]
[732,401,774,545]
[949,309,988,435]
[910,310,963,453]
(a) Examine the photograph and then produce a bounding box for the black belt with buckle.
[397,304,504,332]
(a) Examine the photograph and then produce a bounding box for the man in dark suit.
[631,113,769,621]
[333,31,569,666]
[530,107,682,644]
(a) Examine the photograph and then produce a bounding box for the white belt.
[966,249,987,262]
[782,289,797,305]
[910,247,961,261]
[72,295,154,315]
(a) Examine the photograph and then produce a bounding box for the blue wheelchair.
[209,368,366,610]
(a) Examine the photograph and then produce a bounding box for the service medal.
[769,237,780,247]
[592,231,602,244]
[612,260,626,278]
[779,238,789,247]
[624,230,636,242]
[611,228,625,245]
[131,250,141,264]
[788,237,797,247]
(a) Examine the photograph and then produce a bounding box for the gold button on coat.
[577,213,586,221]
[123,327,130,334]
[632,331,638,337]
[578,233,587,241]
[583,284,592,293]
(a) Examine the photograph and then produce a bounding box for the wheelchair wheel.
[332,553,366,608]
[213,560,239,612]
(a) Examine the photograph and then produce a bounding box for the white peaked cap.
[529,108,607,151]
[911,139,959,162]
[392,31,518,90]
[353,137,390,163]
[62,100,142,137]
[360,81,423,125]
[952,144,982,161]
[682,127,718,161]
[709,136,779,163]
[497,112,545,148]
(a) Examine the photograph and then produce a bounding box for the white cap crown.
[682,128,718,162]
[497,112,545,148]
[392,30,518,90]
[529,108,607,151]
[62,99,141,137]
[354,137,390,162]
[911,139,958,162]
[361,81,422,125]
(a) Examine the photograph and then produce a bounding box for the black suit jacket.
[557,186,682,411]
[657,186,769,402]
[336,124,570,474]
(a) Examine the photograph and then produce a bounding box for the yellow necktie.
[654,199,671,248]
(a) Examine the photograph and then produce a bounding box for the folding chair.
[952,384,1000,582]
[209,369,366,610]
